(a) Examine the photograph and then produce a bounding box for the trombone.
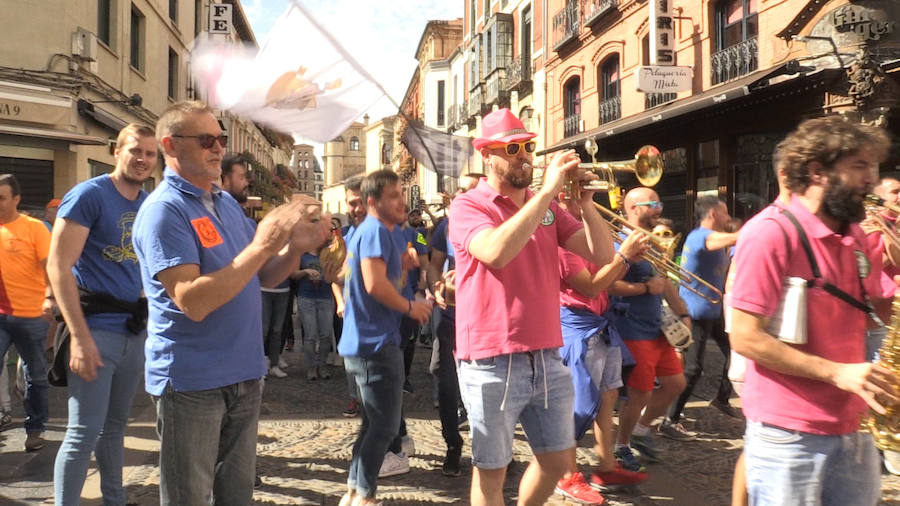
[864,194,900,250]
[593,203,724,304]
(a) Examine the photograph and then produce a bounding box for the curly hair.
[775,116,890,193]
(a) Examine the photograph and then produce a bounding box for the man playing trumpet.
[449,108,616,506]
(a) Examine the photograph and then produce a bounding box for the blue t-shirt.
[611,240,662,341]
[296,252,331,299]
[133,168,266,395]
[57,174,147,334]
[429,218,455,319]
[338,214,404,358]
[679,226,729,319]
[400,225,428,298]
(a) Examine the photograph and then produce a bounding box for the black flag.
[401,121,474,178]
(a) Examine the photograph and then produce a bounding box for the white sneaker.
[378,451,409,477]
[277,357,288,369]
[269,366,287,378]
[885,450,900,476]
[401,435,416,456]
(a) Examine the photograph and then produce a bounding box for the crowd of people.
[0,100,896,506]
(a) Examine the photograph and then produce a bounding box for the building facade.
[292,143,322,199]
[322,120,367,214]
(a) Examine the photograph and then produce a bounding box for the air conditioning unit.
[72,27,98,62]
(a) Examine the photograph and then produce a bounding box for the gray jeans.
[261,291,291,367]
[154,379,261,506]
[297,296,335,369]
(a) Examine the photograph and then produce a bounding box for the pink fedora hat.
[472,108,537,151]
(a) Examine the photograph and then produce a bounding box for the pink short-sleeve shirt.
[449,180,583,360]
[559,248,609,315]
[730,198,884,435]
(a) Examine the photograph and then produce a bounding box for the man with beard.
[221,154,250,205]
[49,123,156,503]
[730,116,898,506]
[607,187,689,472]
[449,108,615,506]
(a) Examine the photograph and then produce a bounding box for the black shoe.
[254,474,263,488]
[442,447,462,477]
[710,398,741,419]
[457,407,468,429]
[403,380,414,394]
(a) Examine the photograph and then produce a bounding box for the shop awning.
[77,99,129,133]
[0,124,106,145]
[539,62,807,155]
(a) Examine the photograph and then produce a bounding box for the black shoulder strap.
[778,208,872,316]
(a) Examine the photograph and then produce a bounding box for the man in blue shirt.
[662,196,740,437]
[48,123,156,504]
[338,170,431,506]
[132,101,328,505]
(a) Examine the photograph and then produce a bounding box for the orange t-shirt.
[0,215,50,317]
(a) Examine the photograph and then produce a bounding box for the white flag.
[191,1,386,143]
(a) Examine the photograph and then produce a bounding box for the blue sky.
[243,0,463,122]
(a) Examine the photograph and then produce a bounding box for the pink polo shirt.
[559,248,609,315]
[731,197,884,435]
[449,180,583,360]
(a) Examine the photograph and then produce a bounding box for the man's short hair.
[775,116,890,193]
[116,123,156,149]
[156,100,214,139]
[0,174,21,197]
[695,196,724,223]
[345,175,363,194]
[222,153,248,179]
[362,170,399,202]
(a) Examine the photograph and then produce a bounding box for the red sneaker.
[555,472,606,505]
[590,464,648,491]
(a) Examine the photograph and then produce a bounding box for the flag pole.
[290,0,442,175]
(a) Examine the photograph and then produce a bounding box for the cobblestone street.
[1,345,898,505]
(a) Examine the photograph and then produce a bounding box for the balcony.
[485,70,509,108]
[448,102,469,130]
[506,54,532,94]
[599,96,621,124]
[552,1,580,52]
[645,92,677,109]
[564,114,581,138]
[469,85,484,118]
[711,37,758,85]
[582,0,617,27]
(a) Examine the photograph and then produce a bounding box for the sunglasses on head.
[488,141,537,156]
[172,134,228,149]
[634,200,663,210]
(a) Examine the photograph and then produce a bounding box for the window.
[600,56,620,100]
[98,0,113,46]
[168,48,179,99]
[169,0,177,22]
[90,159,114,177]
[130,4,145,72]
[194,0,202,35]
[468,35,482,90]
[521,6,532,62]
[485,14,512,73]
[437,80,445,127]
[564,77,581,117]
[485,0,491,17]
[470,0,476,34]
[350,137,360,151]
[716,0,758,50]
[382,143,392,165]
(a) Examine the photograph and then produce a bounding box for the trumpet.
[865,194,900,216]
[536,140,664,209]
[594,203,724,304]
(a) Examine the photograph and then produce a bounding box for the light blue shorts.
[457,349,575,469]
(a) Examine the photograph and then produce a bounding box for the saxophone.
[864,295,900,452]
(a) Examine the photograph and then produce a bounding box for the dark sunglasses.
[172,134,228,149]
[489,141,537,156]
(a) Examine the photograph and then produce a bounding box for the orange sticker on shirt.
[191,216,224,248]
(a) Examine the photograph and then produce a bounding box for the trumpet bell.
[633,145,663,187]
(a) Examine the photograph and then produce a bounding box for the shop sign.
[208,4,232,34]
[0,94,70,126]
[409,184,420,209]
[636,65,693,93]
[808,1,900,52]
[831,5,894,42]
[649,0,675,65]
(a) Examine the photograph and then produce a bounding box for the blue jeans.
[0,314,49,433]
[344,344,404,499]
[261,291,290,367]
[54,328,145,505]
[298,296,335,368]
[154,379,261,506]
[744,420,880,506]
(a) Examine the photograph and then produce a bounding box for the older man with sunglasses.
[133,101,330,505]
[449,108,616,506]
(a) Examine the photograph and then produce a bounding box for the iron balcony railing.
[469,86,484,118]
[599,96,621,124]
[485,70,508,106]
[563,114,581,137]
[645,92,677,109]
[582,0,617,27]
[506,54,532,92]
[711,37,758,85]
[552,0,580,51]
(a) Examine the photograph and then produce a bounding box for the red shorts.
[623,335,684,392]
